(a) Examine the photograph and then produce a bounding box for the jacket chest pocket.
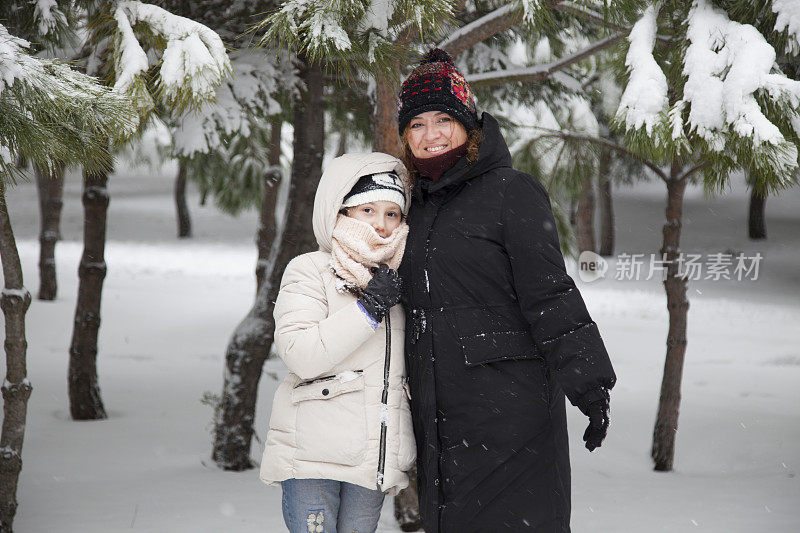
[459,330,539,366]
[292,375,368,466]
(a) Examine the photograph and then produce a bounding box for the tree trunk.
[597,147,615,256]
[0,181,34,533]
[68,161,110,420]
[651,160,689,472]
[394,464,422,531]
[372,58,423,531]
[212,59,324,470]
[175,161,192,238]
[336,130,348,157]
[575,174,596,257]
[748,183,767,240]
[255,118,284,294]
[372,66,402,157]
[35,162,65,301]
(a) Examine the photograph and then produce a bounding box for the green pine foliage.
[0,24,139,184]
[255,0,455,78]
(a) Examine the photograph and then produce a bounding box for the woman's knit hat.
[397,49,478,134]
[342,171,406,212]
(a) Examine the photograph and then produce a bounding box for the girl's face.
[406,110,468,159]
[345,201,402,238]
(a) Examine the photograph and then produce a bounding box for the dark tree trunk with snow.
[68,162,110,421]
[575,174,596,257]
[597,147,615,256]
[175,161,192,238]
[748,184,767,240]
[652,160,689,472]
[394,464,422,531]
[372,66,402,157]
[0,181,34,533]
[256,118,283,294]
[35,162,65,300]
[212,59,324,470]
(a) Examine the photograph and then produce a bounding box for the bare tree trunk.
[175,161,192,238]
[212,59,324,470]
[68,160,110,421]
[35,162,65,300]
[748,181,767,240]
[372,65,402,157]
[652,160,689,472]
[575,175,596,257]
[597,147,615,256]
[256,118,284,294]
[0,181,34,533]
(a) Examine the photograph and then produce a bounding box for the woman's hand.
[583,398,610,451]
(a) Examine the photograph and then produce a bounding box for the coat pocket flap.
[460,330,538,367]
[291,374,365,403]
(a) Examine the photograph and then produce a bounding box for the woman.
[396,49,617,532]
[259,153,416,533]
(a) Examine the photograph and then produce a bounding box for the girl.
[396,49,617,532]
[260,152,416,533]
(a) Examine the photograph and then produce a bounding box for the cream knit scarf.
[330,214,409,291]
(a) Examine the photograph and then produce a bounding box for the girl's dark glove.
[583,398,610,452]
[358,264,402,323]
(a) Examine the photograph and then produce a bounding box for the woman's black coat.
[398,113,616,533]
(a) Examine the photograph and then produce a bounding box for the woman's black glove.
[583,397,610,452]
[358,264,402,323]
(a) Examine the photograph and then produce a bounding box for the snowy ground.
[2,164,799,532]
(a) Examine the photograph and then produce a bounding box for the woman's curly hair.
[399,127,482,188]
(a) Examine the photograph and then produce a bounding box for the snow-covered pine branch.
[101,0,231,115]
[465,32,623,89]
[173,50,297,157]
[773,0,800,55]
[615,4,668,138]
[256,0,453,75]
[0,23,138,181]
[615,0,800,189]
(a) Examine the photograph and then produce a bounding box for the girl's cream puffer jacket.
[259,153,416,494]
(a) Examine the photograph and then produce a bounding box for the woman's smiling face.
[406,111,468,159]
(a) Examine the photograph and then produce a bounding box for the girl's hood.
[313,152,410,253]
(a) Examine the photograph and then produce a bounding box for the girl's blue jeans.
[281,478,385,533]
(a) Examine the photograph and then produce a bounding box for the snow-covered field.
[3,164,799,532]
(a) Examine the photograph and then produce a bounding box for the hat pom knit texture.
[420,48,454,65]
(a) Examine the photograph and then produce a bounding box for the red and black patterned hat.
[397,48,479,134]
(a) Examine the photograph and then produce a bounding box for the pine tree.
[1,1,82,301]
[67,0,232,420]
[0,22,138,532]
[612,0,800,471]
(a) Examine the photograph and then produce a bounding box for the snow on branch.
[465,33,623,89]
[111,1,231,113]
[682,0,800,157]
[173,50,295,157]
[772,0,800,54]
[33,0,67,36]
[615,4,667,136]
[0,26,30,94]
[439,4,522,56]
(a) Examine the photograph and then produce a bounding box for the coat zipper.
[376,312,391,491]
